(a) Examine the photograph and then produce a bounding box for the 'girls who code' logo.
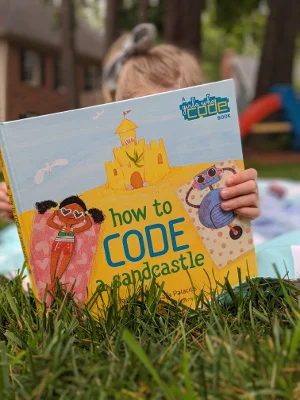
[179,94,230,121]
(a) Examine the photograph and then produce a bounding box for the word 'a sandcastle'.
[105,114,170,190]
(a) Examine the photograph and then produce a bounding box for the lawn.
[250,163,300,181]
[1,275,300,399]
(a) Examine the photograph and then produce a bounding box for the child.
[102,23,260,220]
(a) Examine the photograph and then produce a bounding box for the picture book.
[0,79,258,308]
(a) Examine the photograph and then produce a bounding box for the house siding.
[6,43,103,121]
[6,43,67,121]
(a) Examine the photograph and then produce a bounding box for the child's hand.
[220,168,260,219]
[0,182,13,220]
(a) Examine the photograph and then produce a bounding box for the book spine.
[0,145,31,273]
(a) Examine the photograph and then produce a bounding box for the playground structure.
[239,85,300,151]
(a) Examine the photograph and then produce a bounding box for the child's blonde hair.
[116,44,204,101]
[102,25,204,103]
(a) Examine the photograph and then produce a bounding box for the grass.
[2,273,300,399]
[249,163,300,181]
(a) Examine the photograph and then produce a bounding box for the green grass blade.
[122,329,173,399]
[0,342,10,394]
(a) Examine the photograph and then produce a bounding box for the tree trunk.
[164,0,205,56]
[139,0,148,23]
[255,0,300,98]
[164,0,181,44]
[105,0,119,52]
[61,0,79,109]
[180,0,205,55]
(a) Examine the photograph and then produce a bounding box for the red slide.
[239,94,282,138]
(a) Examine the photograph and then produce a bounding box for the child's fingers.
[0,210,13,220]
[221,180,257,200]
[0,181,8,193]
[0,187,9,203]
[0,200,12,213]
[221,193,258,211]
[234,207,261,219]
[225,168,257,187]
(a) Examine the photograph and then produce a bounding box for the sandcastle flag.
[123,110,131,117]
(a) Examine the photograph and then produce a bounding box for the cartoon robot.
[185,165,243,240]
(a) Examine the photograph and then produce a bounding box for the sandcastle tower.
[105,113,170,190]
[115,117,138,146]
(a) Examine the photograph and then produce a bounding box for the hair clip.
[102,23,157,92]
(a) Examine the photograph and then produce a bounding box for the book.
[0,79,257,308]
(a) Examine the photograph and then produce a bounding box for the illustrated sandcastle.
[105,114,170,190]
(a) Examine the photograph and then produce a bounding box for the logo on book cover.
[179,94,230,121]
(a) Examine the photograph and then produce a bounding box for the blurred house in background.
[0,0,104,122]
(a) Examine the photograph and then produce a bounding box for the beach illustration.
[24,110,255,304]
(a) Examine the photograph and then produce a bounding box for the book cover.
[0,79,258,307]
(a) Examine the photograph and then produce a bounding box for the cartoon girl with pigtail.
[35,195,105,292]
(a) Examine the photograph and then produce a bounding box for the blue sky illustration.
[1,80,243,214]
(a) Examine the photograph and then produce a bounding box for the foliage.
[41,0,100,28]
[214,0,261,32]
[248,163,300,180]
[126,150,144,168]
[2,272,300,398]
[202,0,268,82]
[77,0,105,29]
[117,0,165,36]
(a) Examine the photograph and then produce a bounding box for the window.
[158,153,163,164]
[54,57,64,90]
[84,65,100,92]
[20,50,43,87]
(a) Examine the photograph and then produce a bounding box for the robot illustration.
[185,165,243,240]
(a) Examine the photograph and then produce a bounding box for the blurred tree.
[61,0,79,109]
[139,0,148,23]
[164,0,206,55]
[255,0,300,98]
[164,0,180,45]
[43,0,93,109]
[105,0,121,52]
